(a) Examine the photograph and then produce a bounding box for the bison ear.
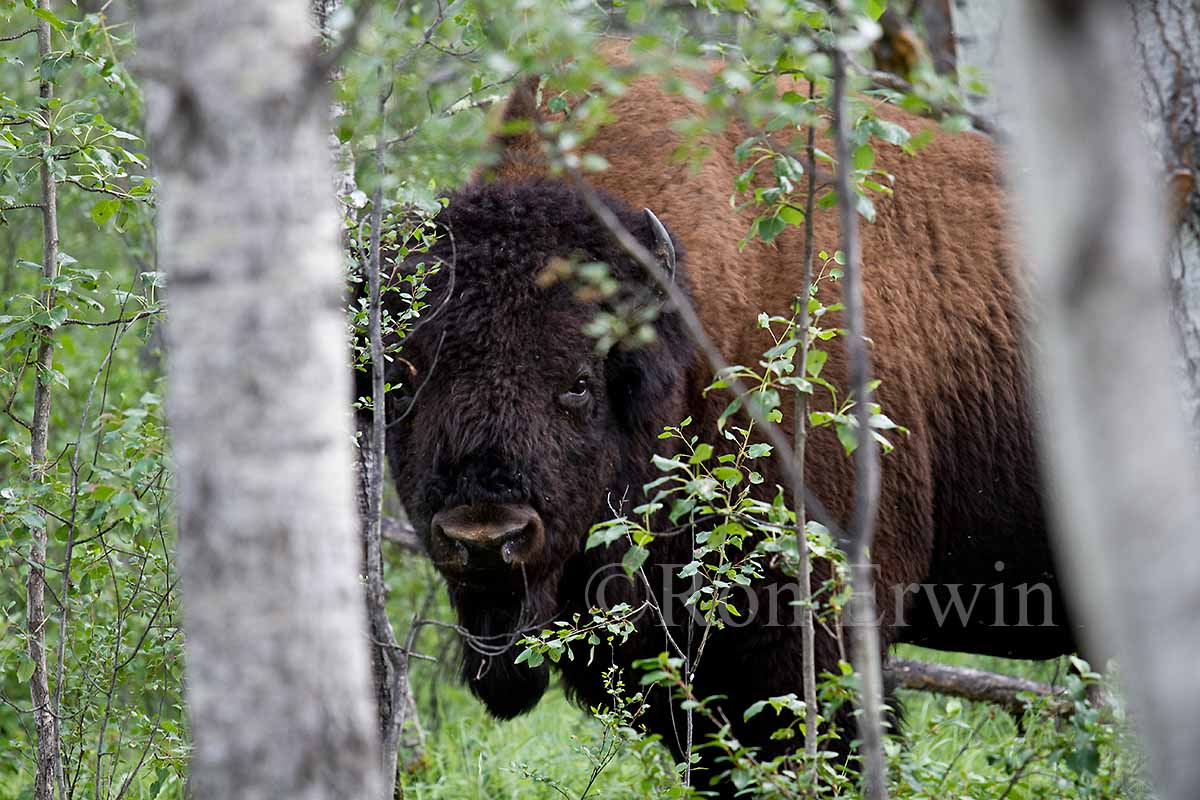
[481,75,546,181]
[607,210,693,438]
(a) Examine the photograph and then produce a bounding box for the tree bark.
[1127,1,1200,440]
[832,31,889,800]
[137,2,382,798]
[1005,3,1200,799]
[793,86,819,762]
[916,0,957,75]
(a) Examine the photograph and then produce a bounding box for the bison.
[374,46,1076,787]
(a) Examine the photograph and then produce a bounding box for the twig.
[0,27,38,42]
[846,57,1000,138]
[61,309,158,327]
[54,276,142,798]
[392,0,465,78]
[386,82,512,149]
[57,176,135,201]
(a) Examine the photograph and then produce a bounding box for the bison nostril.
[435,530,470,571]
[499,522,541,565]
[431,503,545,569]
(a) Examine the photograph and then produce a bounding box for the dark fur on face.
[377,179,695,717]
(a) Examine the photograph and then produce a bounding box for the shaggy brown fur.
[377,41,1076,791]
[495,44,1073,657]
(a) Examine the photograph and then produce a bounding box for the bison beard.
[450,586,552,720]
[372,43,1080,792]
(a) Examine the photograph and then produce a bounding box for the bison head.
[380,179,695,718]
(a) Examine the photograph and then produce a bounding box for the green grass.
[397,622,1147,800]
[403,679,670,800]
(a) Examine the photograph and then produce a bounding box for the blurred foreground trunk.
[1006,3,1200,799]
[1128,2,1200,438]
[137,1,382,797]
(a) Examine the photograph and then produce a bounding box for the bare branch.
[392,0,465,78]
[0,27,38,42]
[57,177,135,201]
[61,309,158,328]
[847,57,1000,138]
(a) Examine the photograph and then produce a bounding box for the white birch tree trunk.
[136,2,382,798]
[1128,1,1200,437]
[1005,4,1200,799]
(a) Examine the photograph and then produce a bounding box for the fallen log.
[886,657,1074,717]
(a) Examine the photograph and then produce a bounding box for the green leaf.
[586,524,627,550]
[17,655,35,685]
[91,199,120,227]
[712,466,742,486]
[870,413,898,430]
[33,8,67,31]
[688,443,713,464]
[515,648,544,669]
[806,349,828,378]
[777,205,804,226]
[757,214,786,243]
[651,454,687,472]
[836,420,859,455]
[853,143,875,171]
[30,305,67,329]
[717,396,742,431]
[622,545,649,575]
[743,699,769,721]
[669,497,696,524]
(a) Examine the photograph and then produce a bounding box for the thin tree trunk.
[793,84,819,762]
[312,0,366,224]
[1006,3,1200,799]
[315,4,420,793]
[28,4,61,798]
[1127,1,1200,439]
[831,32,888,800]
[137,2,382,797]
[362,104,405,795]
[916,0,957,75]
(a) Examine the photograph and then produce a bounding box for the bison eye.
[558,376,591,410]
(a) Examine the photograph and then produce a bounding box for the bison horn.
[643,208,676,283]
